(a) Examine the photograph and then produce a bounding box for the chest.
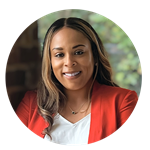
[59,104,91,124]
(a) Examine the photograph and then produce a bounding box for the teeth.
[65,72,80,77]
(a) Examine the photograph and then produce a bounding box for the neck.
[64,79,94,105]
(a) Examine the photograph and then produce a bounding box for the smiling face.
[50,27,94,91]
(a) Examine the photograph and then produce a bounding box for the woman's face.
[50,27,94,91]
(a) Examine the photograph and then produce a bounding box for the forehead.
[50,27,90,48]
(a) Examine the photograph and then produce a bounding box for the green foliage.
[38,10,141,96]
[89,14,108,22]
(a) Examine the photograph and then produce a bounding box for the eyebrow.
[52,44,85,51]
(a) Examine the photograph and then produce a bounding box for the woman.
[16,17,138,145]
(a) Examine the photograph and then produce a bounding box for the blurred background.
[6,9,142,111]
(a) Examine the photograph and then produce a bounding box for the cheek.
[80,52,94,64]
[51,59,62,76]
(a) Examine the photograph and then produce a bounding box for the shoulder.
[24,90,37,100]
[91,81,138,120]
[23,90,37,103]
[103,84,136,96]
[92,80,138,104]
[94,80,137,95]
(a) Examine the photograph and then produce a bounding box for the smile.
[63,71,81,79]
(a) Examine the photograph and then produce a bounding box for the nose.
[64,54,77,67]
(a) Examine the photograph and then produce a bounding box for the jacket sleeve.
[117,90,138,128]
[15,91,34,127]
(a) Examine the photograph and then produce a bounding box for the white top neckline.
[58,113,90,125]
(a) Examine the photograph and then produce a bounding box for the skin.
[50,27,95,123]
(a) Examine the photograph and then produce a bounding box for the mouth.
[63,71,81,78]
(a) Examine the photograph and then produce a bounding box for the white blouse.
[44,113,91,145]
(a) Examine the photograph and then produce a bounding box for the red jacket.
[16,81,138,144]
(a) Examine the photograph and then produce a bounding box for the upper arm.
[15,92,32,127]
[117,90,138,128]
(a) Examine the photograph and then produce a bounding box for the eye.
[55,51,84,57]
[55,53,62,57]
[76,51,83,55]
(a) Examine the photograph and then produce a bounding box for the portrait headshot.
[6,9,141,145]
